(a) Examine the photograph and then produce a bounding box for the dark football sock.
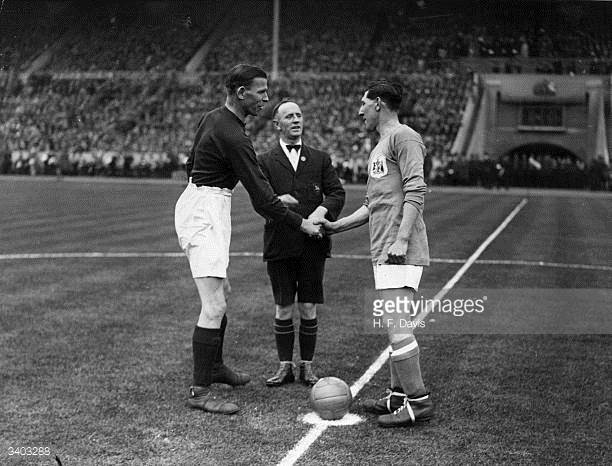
[192,326,221,387]
[390,336,427,397]
[214,315,228,365]
[274,318,294,362]
[299,318,318,362]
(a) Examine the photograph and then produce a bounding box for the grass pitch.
[1,176,611,465]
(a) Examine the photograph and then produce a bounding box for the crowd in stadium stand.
[426,153,610,191]
[0,71,474,181]
[0,74,216,177]
[0,0,610,190]
[199,1,612,74]
[1,70,608,190]
[4,1,610,74]
[46,3,222,72]
[203,0,378,73]
[0,6,67,72]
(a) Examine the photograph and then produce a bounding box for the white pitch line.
[0,252,184,259]
[348,345,392,399]
[302,412,364,426]
[1,248,610,272]
[413,197,528,325]
[473,259,612,272]
[276,198,528,466]
[277,345,389,466]
[277,424,327,466]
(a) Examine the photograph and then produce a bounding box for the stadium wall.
[471,74,611,163]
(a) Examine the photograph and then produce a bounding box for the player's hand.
[278,194,299,206]
[307,214,326,225]
[300,218,323,239]
[385,240,408,264]
[314,218,337,235]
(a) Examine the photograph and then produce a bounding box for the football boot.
[266,362,295,387]
[211,364,250,386]
[377,393,434,427]
[362,388,407,414]
[186,386,239,415]
[298,361,319,386]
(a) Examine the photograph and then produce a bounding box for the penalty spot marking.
[302,412,364,426]
[277,198,528,466]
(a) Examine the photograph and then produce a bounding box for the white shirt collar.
[279,138,302,170]
[280,138,302,151]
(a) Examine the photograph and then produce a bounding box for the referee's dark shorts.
[266,240,327,306]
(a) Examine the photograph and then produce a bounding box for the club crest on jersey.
[370,154,388,179]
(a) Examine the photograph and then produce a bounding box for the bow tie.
[286,144,301,152]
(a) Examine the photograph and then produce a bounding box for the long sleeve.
[217,133,303,229]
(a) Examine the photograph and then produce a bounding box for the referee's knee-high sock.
[299,318,318,362]
[390,336,427,397]
[192,326,221,387]
[214,315,228,366]
[274,318,294,362]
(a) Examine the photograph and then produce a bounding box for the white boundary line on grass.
[1,247,610,272]
[276,198,529,466]
[412,198,527,325]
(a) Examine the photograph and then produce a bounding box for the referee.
[175,64,322,415]
[257,101,345,387]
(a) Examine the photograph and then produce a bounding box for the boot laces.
[393,399,415,422]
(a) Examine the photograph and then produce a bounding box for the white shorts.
[175,182,232,278]
[373,264,423,290]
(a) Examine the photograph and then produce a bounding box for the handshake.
[300,217,335,239]
[280,194,337,239]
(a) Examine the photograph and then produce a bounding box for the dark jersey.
[187,106,302,229]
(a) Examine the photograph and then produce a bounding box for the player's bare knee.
[201,299,226,319]
[275,304,294,320]
[298,303,317,320]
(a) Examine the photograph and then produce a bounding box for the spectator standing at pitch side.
[318,80,434,427]
[174,65,322,415]
[257,100,345,387]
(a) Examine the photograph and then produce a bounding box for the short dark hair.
[271,99,297,119]
[224,64,267,93]
[365,80,403,111]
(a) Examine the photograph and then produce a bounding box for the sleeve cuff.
[285,210,303,229]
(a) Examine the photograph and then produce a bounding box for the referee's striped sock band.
[274,318,294,335]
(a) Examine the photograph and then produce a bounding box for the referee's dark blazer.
[257,142,345,261]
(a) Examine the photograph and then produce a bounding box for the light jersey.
[365,124,430,266]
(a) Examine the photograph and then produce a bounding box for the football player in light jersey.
[318,80,434,427]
